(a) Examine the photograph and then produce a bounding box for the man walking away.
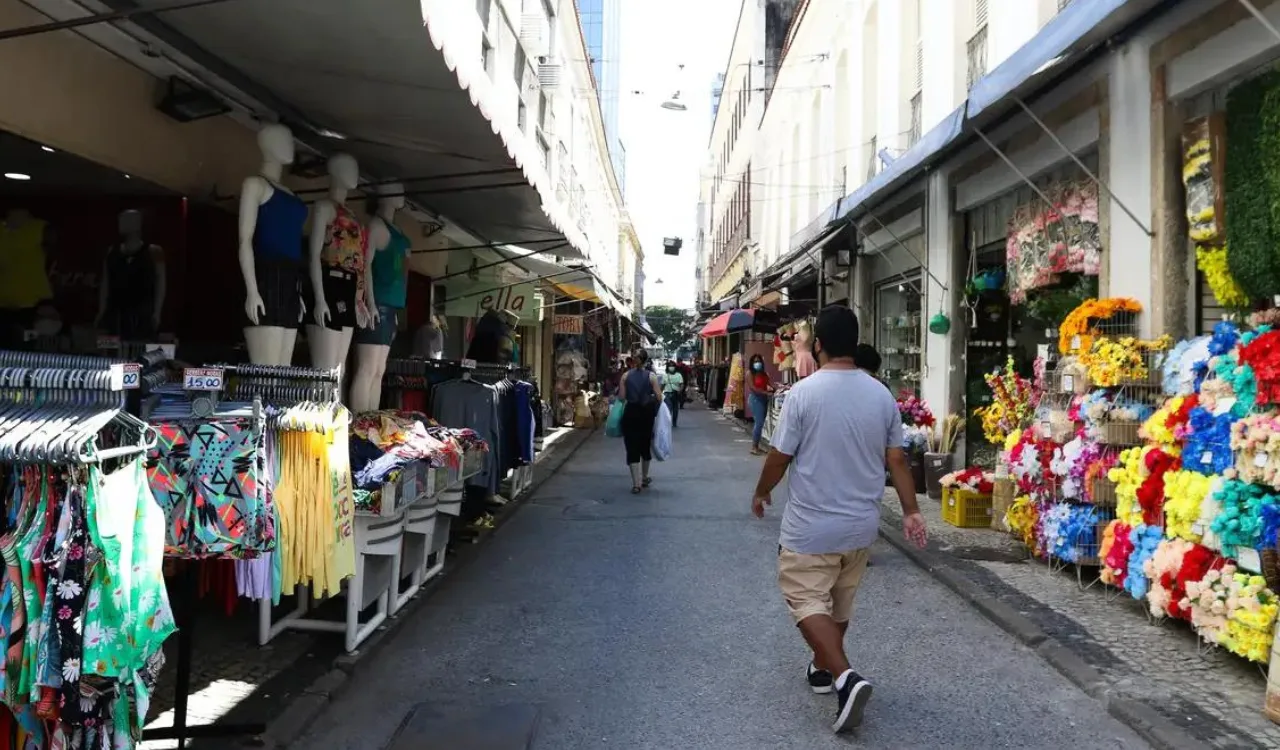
[663,361,685,428]
[751,304,927,734]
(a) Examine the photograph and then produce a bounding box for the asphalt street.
[297,403,1151,749]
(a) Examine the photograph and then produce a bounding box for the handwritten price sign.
[183,367,225,392]
[120,363,141,390]
[460,358,477,369]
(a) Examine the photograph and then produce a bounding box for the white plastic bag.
[652,402,673,461]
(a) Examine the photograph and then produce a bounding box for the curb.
[255,427,598,749]
[878,523,1202,750]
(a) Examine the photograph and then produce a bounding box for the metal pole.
[973,127,1063,216]
[413,238,568,254]
[438,268,588,304]
[1012,96,1153,237]
[432,244,572,281]
[856,212,946,293]
[1237,0,1280,45]
[292,168,522,196]
[0,0,243,42]
[304,181,531,204]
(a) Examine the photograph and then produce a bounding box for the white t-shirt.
[771,367,903,554]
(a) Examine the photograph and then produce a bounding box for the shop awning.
[834,105,965,224]
[626,316,657,344]
[966,0,1169,124]
[133,0,589,258]
[483,246,632,319]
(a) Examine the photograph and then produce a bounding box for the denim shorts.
[354,305,400,346]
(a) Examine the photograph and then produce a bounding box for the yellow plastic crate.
[942,487,994,528]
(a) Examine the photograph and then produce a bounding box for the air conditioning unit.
[520,13,548,56]
[538,60,562,90]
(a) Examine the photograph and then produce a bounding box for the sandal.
[631,486,642,494]
[642,478,652,488]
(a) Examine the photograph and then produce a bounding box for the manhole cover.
[385,703,540,750]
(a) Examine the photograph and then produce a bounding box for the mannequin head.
[377,182,406,215]
[118,209,143,237]
[327,153,359,191]
[257,123,295,166]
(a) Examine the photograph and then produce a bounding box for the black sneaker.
[832,670,872,733]
[806,662,833,694]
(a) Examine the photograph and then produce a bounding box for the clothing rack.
[0,355,161,749]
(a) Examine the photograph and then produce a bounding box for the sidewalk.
[879,494,1280,750]
[140,425,596,749]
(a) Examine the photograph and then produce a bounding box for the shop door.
[874,273,922,397]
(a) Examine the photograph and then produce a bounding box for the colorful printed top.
[320,203,370,324]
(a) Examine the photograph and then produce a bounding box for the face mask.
[752,363,764,372]
[667,368,676,374]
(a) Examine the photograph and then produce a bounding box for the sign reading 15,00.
[183,368,225,392]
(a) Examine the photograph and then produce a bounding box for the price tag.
[1214,397,1236,416]
[1200,451,1214,465]
[1238,547,1262,573]
[1061,374,1074,392]
[120,363,141,390]
[1191,521,1206,536]
[460,358,477,370]
[21,330,36,342]
[182,367,225,392]
[1037,344,1049,360]
[1070,335,1081,351]
[1255,452,1269,468]
[97,334,121,351]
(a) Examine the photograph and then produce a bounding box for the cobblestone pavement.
[881,496,1280,750]
[294,405,1149,750]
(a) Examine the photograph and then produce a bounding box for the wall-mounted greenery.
[1225,71,1280,301]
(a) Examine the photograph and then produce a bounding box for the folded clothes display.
[350,410,487,491]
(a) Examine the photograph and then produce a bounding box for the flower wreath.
[1058,298,1143,355]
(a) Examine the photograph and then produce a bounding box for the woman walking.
[663,361,685,428]
[747,353,774,455]
[619,350,664,493]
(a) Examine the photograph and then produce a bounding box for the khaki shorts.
[778,546,871,625]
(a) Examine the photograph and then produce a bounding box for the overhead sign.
[553,314,583,334]
[444,280,542,324]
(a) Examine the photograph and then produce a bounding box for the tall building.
[577,0,625,197]
[711,72,726,119]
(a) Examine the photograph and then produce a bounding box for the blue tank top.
[252,183,307,262]
[625,369,655,405]
[370,221,409,308]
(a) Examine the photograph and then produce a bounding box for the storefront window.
[875,274,921,397]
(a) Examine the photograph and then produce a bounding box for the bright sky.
[619,0,740,311]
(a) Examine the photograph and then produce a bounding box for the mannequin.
[95,209,165,340]
[239,123,308,366]
[793,319,818,379]
[306,152,371,373]
[349,182,409,412]
[0,208,54,316]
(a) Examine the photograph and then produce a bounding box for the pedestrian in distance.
[746,353,774,455]
[618,349,664,494]
[853,343,882,380]
[662,361,685,428]
[750,304,928,735]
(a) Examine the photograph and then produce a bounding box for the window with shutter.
[976,0,988,28]
[915,39,924,92]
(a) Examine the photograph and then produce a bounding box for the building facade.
[577,0,626,198]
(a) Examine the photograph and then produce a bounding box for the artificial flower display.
[1195,479,1227,553]
[1102,520,1134,587]
[897,392,935,427]
[1145,538,1195,619]
[1162,470,1214,543]
[1005,495,1042,556]
[1237,327,1280,404]
[1005,181,1101,303]
[939,468,995,494]
[1109,447,1145,526]
[1044,504,1102,563]
[1162,336,1212,396]
[1167,543,1224,622]
[1182,406,1237,476]
[1222,577,1279,662]
[902,424,930,453]
[1209,320,1242,357]
[1139,394,1196,447]
[975,358,1039,445]
[1125,524,1165,600]
[1209,479,1279,557]
[1099,520,1119,576]
[1079,335,1173,388]
[1230,413,1280,488]
[1196,245,1251,310]
[1009,431,1059,500]
[1109,446,1177,527]
[1182,566,1232,643]
[1083,452,1120,506]
[1060,438,1103,501]
[1058,297,1143,355]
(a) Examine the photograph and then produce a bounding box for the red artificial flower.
[1104,523,1134,585]
[1167,543,1225,621]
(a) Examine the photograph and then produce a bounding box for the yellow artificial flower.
[1196,245,1251,310]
